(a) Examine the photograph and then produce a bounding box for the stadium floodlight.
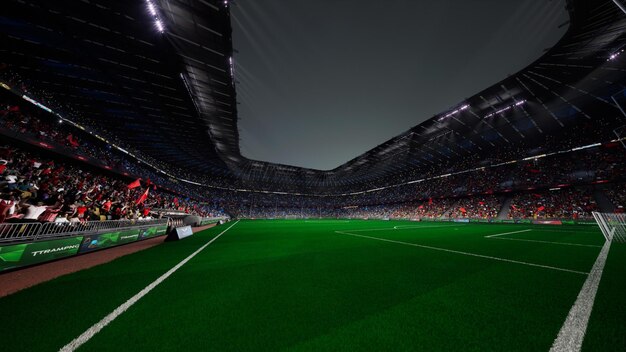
[608,49,624,61]
[229,56,235,79]
[438,104,469,121]
[484,100,525,118]
[147,2,157,16]
[155,20,164,33]
[145,0,165,33]
[593,212,626,242]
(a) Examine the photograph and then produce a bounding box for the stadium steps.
[497,195,514,219]
[593,189,616,212]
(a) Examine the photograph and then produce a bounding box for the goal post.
[592,212,626,242]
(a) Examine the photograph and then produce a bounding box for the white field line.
[538,229,601,234]
[484,229,533,238]
[392,224,463,230]
[304,220,350,223]
[59,220,240,352]
[341,224,462,233]
[489,236,602,248]
[335,230,588,275]
[484,229,602,248]
[549,240,612,352]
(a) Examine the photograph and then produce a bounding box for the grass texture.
[0,220,623,351]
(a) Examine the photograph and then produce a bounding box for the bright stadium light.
[484,100,526,118]
[608,49,624,61]
[228,56,235,79]
[438,104,470,121]
[147,2,157,16]
[155,19,164,33]
[146,0,165,33]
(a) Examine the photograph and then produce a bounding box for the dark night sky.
[231,0,568,170]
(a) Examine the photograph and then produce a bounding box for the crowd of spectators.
[0,145,226,225]
[606,183,626,213]
[2,91,626,223]
[508,189,597,219]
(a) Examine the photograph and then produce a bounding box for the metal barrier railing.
[168,218,185,229]
[0,218,170,244]
[0,222,42,242]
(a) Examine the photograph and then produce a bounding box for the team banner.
[0,237,83,271]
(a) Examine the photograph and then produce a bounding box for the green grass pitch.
[1,220,625,351]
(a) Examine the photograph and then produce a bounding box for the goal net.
[592,212,626,242]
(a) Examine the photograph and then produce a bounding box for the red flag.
[478,201,485,205]
[127,178,141,189]
[511,204,518,210]
[537,206,545,212]
[143,208,151,216]
[460,207,467,213]
[418,205,424,209]
[136,188,149,205]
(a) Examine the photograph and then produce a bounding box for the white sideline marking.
[305,220,350,223]
[489,237,602,248]
[484,229,533,238]
[392,224,462,230]
[484,229,601,248]
[342,224,461,232]
[549,240,611,352]
[59,220,240,352]
[336,230,587,275]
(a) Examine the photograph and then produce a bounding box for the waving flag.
[127,178,141,189]
[136,188,150,205]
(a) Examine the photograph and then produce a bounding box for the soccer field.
[1,220,625,351]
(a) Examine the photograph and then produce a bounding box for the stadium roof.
[1,0,625,193]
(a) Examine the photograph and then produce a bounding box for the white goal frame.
[592,211,626,242]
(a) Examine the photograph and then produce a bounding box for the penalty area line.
[484,229,601,248]
[488,236,602,248]
[335,230,588,275]
[484,229,532,238]
[58,220,240,352]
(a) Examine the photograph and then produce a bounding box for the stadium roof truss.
[0,0,625,193]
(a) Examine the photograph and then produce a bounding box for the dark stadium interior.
[1,0,626,351]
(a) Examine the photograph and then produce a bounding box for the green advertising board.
[79,225,166,253]
[80,229,140,253]
[0,224,168,272]
[138,225,168,239]
[0,237,83,271]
